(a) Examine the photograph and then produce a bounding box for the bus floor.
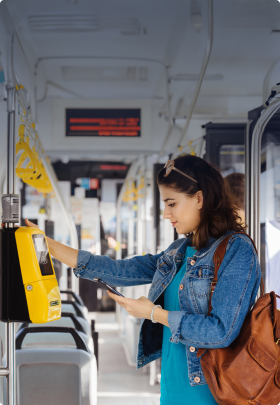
[92,312,160,405]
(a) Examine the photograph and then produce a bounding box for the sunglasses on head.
[163,160,198,184]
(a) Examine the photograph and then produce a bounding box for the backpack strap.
[207,232,261,316]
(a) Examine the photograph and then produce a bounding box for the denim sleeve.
[73,250,162,287]
[168,235,261,348]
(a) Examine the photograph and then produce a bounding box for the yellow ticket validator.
[0,226,61,323]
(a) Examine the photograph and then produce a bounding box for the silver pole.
[158,68,173,160]
[42,156,79,294]
[6,324,16,405]
[143,157,147,254]
[5,84,17,405]
[172,0,213,158]
[6,86,16,195]
[250,99,280,256]
[116,162,140,260]
[245,120,252,234]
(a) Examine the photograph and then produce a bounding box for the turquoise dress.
[160,246,217,405]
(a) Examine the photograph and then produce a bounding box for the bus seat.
[61,300,86,319]
[17,314,93,352]
[16,327,97,405]
[60,291,89,320]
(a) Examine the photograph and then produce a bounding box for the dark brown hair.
[157,155,245,250]
[224,173,245,211]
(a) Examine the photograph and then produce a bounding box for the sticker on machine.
[50,300,60,306]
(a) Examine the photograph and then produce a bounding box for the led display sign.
[66,108,141,137]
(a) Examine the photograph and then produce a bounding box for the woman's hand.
[107,291,170,326]
[24,218,39,229]
[107,291,155,320]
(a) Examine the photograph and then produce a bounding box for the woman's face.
[159,185,203,235]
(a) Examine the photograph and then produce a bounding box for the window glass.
[259,131,280,300]
[219,145,245,176]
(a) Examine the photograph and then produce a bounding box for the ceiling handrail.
[171,0,213,159]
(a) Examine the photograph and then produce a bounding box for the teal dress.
[160,246,217,405]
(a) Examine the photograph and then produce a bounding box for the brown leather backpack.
[197,233,280,405]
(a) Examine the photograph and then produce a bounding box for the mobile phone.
[93,278,124,297]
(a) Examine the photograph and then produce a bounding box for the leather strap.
[197,232,260,359]
[274,295,280,344]
[208,232,260,316]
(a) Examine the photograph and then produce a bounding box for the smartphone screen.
[93,278,124,297]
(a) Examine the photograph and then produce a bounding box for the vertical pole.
[143,157,147,254]
[42,157,79,294]
[6,324,16,405]
[6,84,16,405]
[6,85,15,196]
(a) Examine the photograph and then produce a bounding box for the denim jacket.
[73,231,261,387]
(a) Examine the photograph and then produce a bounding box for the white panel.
[101,179,122,203]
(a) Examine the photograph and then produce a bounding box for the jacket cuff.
[168,311,187,343]
[73,250,91,277]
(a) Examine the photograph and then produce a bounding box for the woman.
[26,155,261,404]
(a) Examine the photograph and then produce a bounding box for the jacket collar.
[164,230,236,262]
[194,230,237,259]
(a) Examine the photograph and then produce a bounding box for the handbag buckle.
[211,281,217,293]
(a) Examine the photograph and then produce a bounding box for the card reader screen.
[32,235,54,276]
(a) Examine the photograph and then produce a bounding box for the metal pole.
[158,68,173,160]
[250,99,280,256]
[172,0,213,158]
[6,324,16,405]
[42,156,79,294]
[245,120,252,233]
[116,162,140,260]
[5,84,16,405]
[143,157,147,254]
[6,86,15,195]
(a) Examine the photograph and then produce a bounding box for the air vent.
[28,15,99,32]
[61,66,148,82]
[28,15,145,35]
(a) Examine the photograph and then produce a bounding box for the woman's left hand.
[107,290,154,320]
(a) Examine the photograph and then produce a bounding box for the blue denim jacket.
[73,231,261,387]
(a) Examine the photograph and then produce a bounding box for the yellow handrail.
[15,86,53,194]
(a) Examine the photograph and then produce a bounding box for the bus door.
[247,105,280,300]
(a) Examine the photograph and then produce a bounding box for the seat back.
[60,290,84,307]
[17,316,93,352]
[61,301,85,318]
[16,327,97,405]
[60,291,88,319]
